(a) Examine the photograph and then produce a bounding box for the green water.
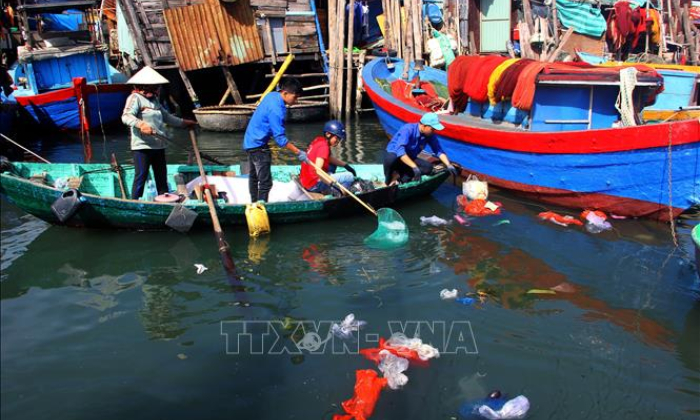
[2,117,699,419]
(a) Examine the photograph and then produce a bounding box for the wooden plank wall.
[250,0,320,55]
[163,0,264,71]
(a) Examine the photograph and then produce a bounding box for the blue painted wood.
[32,52,109,92]
[648,70,697,110]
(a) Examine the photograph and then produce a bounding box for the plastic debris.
[463,175,489,201]
[386,333,440,361]
[454,214,470,225]
[456,297,475,305]
[440,288,459,300]
[194,264,208,274]
[333,369,388,420]
[457,195,502,217]
[420,215,451,226]
[377,350,409,390]
[492,219,510,226]
[459,391,507,419]
[551,282,576,293]
[581,210,612,233]
[331,313,367,340]
[478,396,530,420]
[538,211,583,227]
[526,289,556,295]
[360,338,428,367]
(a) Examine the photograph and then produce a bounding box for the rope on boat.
[616,67,638,127]
[667,124,678,247]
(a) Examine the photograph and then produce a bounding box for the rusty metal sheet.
[164,0,264,71]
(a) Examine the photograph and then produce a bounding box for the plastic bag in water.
[420,215,450,227]
[584,212,612,233]
[365,208,409,249]
[386,333,440,361]
[440,289,459,300]
[378,350,409,390]
[477,395,530,419]
[333,369,387,420]
[331,313,367,340]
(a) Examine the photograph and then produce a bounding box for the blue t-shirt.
[243,92,288,150]
[386,123,445,159]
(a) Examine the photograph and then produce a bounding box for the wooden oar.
[0,133,51,163]
[152,132,227,166]
[110,153,127,199]
[188,129,239,279]
[305,159,378,217]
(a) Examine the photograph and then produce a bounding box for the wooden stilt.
[336,0,347,118]
[221,66,243,105]
[355,50,366,114]
[402,0,413,80]
[178,68,200,108]
[345,0,356,120]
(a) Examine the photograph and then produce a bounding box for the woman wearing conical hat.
[121,66,197,200]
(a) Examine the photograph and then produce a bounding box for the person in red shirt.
[299,120,357,195]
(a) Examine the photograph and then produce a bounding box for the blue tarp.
[556,0,607,38]
[43,10,83,32]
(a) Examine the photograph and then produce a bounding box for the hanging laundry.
[538,211,583,227]
[333,369,388,420]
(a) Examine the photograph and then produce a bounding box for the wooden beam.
[221,66,243,104]
[120,0,153,66]
[522,0,535,36]
[355,50,366,114]
[545,27,574,62]
[179,68,200,108]
[264,72,326,78]
[345,0,356,120]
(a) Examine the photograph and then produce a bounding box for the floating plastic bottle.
[145,179,157,201]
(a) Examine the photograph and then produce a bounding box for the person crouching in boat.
[299,120,357,196]
[121,66,197,200]
[244,77,308,203]
[384,112,457,185]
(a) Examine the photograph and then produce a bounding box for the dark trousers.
[247,147,273,202]
[383,152,433,184]
[132,149,168,199]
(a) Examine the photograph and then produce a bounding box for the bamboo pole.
[682,4,697,64]
[411,0,423,62]
[328,0,338,119]
[381,0,392,52]
[345,0,356,120]
[403,0,413,80]
[336,0,347,119]
[256,53,294,105]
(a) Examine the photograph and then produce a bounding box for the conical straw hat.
[126,66,169,85]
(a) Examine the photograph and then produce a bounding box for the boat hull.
[0,163,448,230]
[194,101,328,132]
[14,80,130,131]
[363,58,700,221]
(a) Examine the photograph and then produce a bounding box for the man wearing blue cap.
[384,112,458,185]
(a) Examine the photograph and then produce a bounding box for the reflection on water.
[1,118,699,419]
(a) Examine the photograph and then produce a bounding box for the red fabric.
[538,211,583,226]
[390,79,443,112]
[456,196,502,217]
[448,56,480,113]
[333,370,388,420]
[613,2,635,37]
[466,56,508,103]
[630,7,646,49]
[511,62,548,112]
[493,59,535,104]
[360,338,429,367]
[299,136,330,189]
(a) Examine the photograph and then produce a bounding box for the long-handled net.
[364,208,409,249]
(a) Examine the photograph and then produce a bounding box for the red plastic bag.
[360,338,429,367]
[333,370,388,420]
[538,211,583,226]
[456,196,502,217]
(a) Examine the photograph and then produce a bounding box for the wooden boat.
[362,57,700,221]
[12,2,130,131]
[194,100,328,132]
[641,69,699,123]
[0,162,448,229]
[693,225,700,279]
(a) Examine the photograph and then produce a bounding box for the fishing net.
[364,208,409,249]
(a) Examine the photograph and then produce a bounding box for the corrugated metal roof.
[163,0,264,71]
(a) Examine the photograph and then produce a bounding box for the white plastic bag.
[584,212,612,234]
[427,38,445,67]
[378,350,409,390]
[478,395,530,419]
[420,215,450,227]
[463,175,489,201]
[331,313,367,340]
[386,333,440,361]
[440,289,459,300]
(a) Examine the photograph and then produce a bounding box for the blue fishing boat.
[12,0,130,131]
[362,57,700,221]
[641,68,699,122]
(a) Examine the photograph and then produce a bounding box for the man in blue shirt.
[243,78,308,202]
[384,112,458,185]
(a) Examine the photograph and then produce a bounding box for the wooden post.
[345,0,356,120]
[328,0,338,119]
[178,68,200,108]
[546,27,573,62]
[551,0,560,45]
[221,67,243,105]
[336,0,347,118]
[355,50,366,114]
[382,0,392,52]
[120,0,153,67]
[682,5,697,64]
[402,0,413,80]
[411,0,423,62]
[395,0,403,59]
[522,0,535,36]
[459,0,469,54]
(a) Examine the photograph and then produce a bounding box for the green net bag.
[364,208,409,249]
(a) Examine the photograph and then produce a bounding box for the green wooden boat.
[0,162,449,230]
